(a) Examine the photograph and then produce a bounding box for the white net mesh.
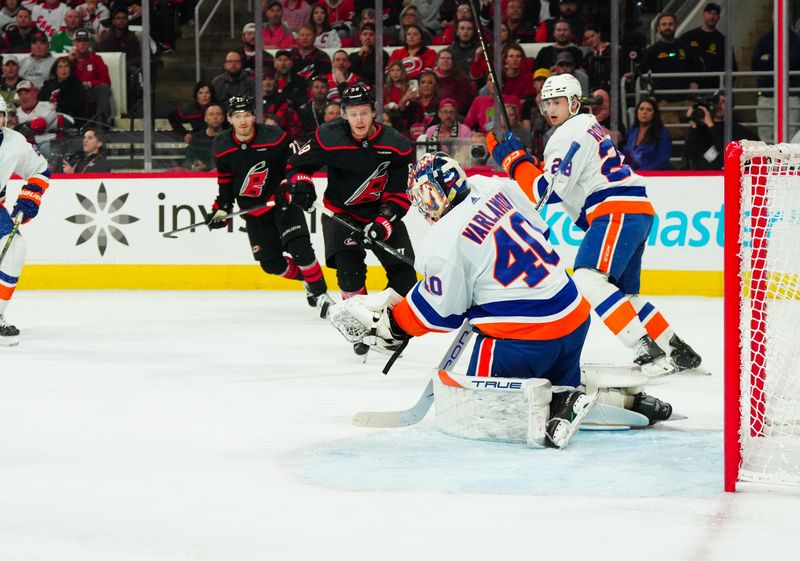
[738,141,800,486]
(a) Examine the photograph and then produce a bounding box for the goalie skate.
[0,314,20,347]
[545,390,597,449]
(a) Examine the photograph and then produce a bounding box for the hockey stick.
[352,320,474,428]
[469,0,511,132]
[162,201,275,238]
[0,212,23,268]
[534,141,581,212]
[316,205,415,267]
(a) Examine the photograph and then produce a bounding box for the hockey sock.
[279,257,302,280]
[341,287,367,300]
[629,296,676,352]
[0,230,26,316]
[572,268,646,348]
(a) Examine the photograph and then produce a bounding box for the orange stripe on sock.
[0,284,15,301]
[603,300,638,335]
[644,312,670,340]
[598,215,622,272]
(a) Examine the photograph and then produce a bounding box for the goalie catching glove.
[486,130,540,178]
[327,289,409,349]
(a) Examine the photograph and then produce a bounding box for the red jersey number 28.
[240,161,268,197]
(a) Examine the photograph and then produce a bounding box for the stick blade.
[352,391,434,428]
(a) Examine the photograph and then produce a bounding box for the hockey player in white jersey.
[487,74,701,375]
[333,152,607,447]
[0,97,52,346]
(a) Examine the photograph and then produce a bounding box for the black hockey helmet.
[227,95,254,116]
[340,84,375,110]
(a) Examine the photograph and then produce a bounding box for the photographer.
[683,92,758,170]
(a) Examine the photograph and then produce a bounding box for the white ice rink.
[2,291,799,561]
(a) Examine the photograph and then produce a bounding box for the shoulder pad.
[316,119,353,149]
[256,123,287,144]
[212,130,236,153]
[376,124,413,155]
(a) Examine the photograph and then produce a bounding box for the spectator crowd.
[2,0,797,172]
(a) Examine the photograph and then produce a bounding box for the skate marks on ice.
[289,427,722,496]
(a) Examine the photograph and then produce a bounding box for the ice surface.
[1,291,799,561]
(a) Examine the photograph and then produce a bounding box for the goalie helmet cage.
[724,140,800,492]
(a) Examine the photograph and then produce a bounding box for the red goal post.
[724,140,800,492]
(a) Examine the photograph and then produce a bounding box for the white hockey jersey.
[392,176,590,340]
[534,113,655,230]
[0,128,51,210]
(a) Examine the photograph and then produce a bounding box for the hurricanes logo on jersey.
[344,161,391,206]
[240,161,268,197]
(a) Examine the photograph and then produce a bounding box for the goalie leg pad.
[432,370,552,446]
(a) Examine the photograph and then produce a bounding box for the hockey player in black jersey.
[207,96,332,314]
[285,84,417,355]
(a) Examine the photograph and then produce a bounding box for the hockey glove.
[274,179,291,210]
[12,185,44,224]
[206,200,232,230]
[363,203,398,245]
[289,173,316,212]
[364,307,409,350]
[487,130,538,178]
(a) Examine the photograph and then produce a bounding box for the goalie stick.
[162,201,275,238]
[469,0,511,132]
[0,212,23,268]
[352,320,474,428]
[535,141,580,212]
[316,205,416,267]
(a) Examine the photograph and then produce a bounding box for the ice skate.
[633,335,674,377]
[303,282,317,307]
[545,390,597,449]
[354,342,370,360]
[668,334,702,372]
[0,314,20,347]
[631,392,673,425]
[315,293,335,319]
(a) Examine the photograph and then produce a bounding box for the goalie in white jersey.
[487,74,701,374]
[338,152,603,447]
[0,98,52,346]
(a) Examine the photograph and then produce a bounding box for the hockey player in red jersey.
[207,96,332,314]
[0,97,51,345]
[285,84,417,355]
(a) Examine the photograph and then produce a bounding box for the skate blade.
[673,365,711,376]
[547,392,598,448]
[0,336,20,347]
[641,358,676,378]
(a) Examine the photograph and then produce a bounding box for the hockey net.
[725,141,800,491]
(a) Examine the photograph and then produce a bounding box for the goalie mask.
[407,152,470,223]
